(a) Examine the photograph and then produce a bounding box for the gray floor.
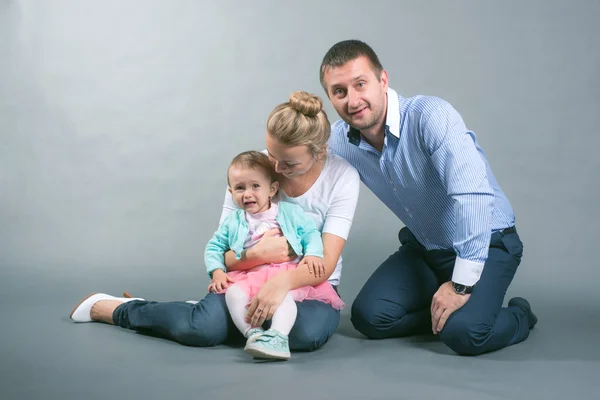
[1,2,599,398]
[2,271,599,400]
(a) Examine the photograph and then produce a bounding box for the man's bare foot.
[89,300,123,324]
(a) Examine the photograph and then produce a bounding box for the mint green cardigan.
[204,201,324,277]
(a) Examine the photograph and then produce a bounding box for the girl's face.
[228,166,279,214]
[265,133,318,179]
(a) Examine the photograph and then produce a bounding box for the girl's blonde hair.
[266,91,330,158]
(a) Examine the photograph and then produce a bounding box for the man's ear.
[227,187,232,194]
[380,69,389,90]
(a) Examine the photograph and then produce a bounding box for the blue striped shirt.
[328,88,515,286]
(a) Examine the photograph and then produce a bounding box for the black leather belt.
[502,226,517,235]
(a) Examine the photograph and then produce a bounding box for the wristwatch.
[452,282,473,295]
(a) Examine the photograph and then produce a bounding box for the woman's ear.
[316,146,327,162]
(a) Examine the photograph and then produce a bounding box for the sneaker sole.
[244,345,290,360]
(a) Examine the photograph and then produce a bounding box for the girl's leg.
[225,285,261,338]
[244,293,296,361]
[269,293,297,335]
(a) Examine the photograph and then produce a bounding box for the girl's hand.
[299,256,325,278]
[208,269,234,293]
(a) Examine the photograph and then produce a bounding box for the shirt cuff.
[451,257,484,286]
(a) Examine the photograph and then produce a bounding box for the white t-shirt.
[219,152,360,285]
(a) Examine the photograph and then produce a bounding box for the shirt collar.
[347,87,401,146]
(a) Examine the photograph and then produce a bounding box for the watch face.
[453,283,466,294]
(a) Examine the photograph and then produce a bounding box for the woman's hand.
[224,228,295,272]
[251,228,296,264]
[245,272,292,327]
[207,269,234,293]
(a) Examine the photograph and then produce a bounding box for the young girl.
[204,150,344,360]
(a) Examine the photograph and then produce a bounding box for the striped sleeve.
[421,99,495,286]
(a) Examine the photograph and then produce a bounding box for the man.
[320,39,537,355]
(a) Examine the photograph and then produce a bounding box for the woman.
[69,91,360,352]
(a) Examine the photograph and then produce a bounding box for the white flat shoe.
[70,293,144,322]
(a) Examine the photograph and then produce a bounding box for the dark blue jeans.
[113,291,340,351]
[351,227,531,355]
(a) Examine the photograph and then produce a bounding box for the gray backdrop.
[2,0,599,316]
[2,1,600,399]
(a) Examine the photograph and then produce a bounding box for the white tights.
[225,285,297,337]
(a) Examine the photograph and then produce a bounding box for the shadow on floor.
[335,309,600,362]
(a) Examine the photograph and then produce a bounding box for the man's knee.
[439,313,491,356]
[350,295,408,339]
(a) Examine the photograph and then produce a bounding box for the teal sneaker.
[244,329,291,360]
[246,327,264,345]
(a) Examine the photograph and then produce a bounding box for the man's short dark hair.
[319,40,384,90]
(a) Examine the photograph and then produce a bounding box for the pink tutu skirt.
[217,262,345,310]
